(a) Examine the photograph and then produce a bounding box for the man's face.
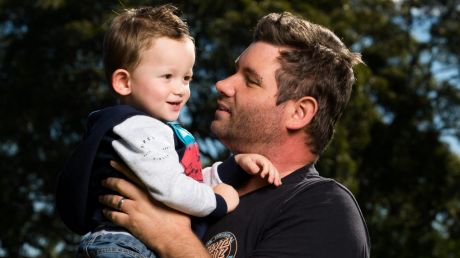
[211,42,286,153]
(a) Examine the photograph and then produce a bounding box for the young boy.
[55,4,280,258]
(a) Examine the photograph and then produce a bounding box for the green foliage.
[1,0,459,257]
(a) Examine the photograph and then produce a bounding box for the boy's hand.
[234,154,282,187]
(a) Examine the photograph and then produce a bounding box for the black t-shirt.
[202,165,370,258]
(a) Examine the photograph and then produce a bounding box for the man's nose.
[215,76,236,97]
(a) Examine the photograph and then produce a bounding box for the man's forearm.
[100,170,210,257]
[152,226,210,258]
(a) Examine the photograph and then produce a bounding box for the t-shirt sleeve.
[251,182,370,258]
[111,115,217,217]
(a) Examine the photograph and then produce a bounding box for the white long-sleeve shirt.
[112,115,224,217]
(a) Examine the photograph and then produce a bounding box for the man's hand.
[99,161,209,258]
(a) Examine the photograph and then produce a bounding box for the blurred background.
[1,0,459,257]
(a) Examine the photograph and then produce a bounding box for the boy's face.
[127,37,194,121]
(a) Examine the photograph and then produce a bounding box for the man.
[100,11,370,258]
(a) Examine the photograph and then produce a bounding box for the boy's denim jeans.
[77,230,157,258]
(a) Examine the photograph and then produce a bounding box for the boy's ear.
[111,69,132,96]
[285,96,318,130]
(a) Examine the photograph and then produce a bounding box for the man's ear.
[285,96,318,130]
[111,69,132,96]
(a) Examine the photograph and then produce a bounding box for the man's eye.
[246,78,257,86]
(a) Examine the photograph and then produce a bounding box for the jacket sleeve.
[112,115,218,217]
[203,156,250,188]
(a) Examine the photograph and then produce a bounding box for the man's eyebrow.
[234,57,263,84]
[242,67,263,84]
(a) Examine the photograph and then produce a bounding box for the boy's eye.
[163,74,172,79]
[184,75,193,82]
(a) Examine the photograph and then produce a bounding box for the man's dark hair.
[254,12,363,155]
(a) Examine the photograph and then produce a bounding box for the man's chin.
[210,121,221,134]
[211,121,229,138]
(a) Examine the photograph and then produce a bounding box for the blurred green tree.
[0,0,459,257]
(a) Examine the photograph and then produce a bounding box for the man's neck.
[237,176,270,196]
[237,140,317,196]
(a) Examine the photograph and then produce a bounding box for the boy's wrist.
[208,194,228,217]
[218,155,251,188]
[234,154,242,163]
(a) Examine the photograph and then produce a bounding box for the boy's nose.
[173,81,187,95]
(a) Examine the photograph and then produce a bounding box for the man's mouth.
[217,101,231,113]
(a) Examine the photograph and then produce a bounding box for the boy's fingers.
[267,169,275,183]
[243,162,259,175]
[250,162,261,174]
[274,173,282,186]
[277,172,282,185]
[260,165,269,178]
